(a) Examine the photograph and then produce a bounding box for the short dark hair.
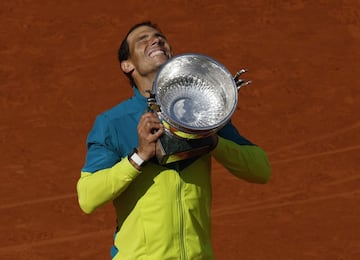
[118,21,161,87]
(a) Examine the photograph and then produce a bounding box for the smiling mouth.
[148,49,168,58]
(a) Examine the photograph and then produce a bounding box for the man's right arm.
[76,114,140,214]
[77,158,141,214]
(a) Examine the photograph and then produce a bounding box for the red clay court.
[0,1,359,259]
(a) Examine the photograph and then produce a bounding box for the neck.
[134,71,158,97]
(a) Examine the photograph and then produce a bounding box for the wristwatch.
[128,148,146,168]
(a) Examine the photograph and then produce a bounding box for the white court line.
[0,229,113,252]
[268,121,360,156]
[212,190,360,217]
[0,193,77,210]
[271,145,360,165]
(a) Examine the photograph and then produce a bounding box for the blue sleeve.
[82,114,122,173]
[217,120,254,145]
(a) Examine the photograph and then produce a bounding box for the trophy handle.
[233,69,252,90]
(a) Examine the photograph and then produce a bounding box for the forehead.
[127,26,161,43]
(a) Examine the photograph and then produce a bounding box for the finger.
[139,114,162,132]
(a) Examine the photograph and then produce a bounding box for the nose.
[151,35,164,46]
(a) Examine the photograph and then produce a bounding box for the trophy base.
[155,131,215,165]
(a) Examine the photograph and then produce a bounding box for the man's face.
[126,25,172,78]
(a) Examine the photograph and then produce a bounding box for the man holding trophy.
[77,21,271,260]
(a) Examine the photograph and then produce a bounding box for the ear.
[120,60,135,74]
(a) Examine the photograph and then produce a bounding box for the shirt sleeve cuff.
[112,157,142,182]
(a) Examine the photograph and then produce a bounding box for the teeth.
[150,50,165,57]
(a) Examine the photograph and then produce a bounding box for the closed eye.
[154,33,167,41]
[137,34,149,42]
[137,33,167,43]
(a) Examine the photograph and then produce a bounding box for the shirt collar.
[133,86,148,102]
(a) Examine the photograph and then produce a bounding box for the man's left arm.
[211,121,271,183]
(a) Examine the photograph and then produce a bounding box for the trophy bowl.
[153,53,238,138]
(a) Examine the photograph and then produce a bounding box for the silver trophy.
[149,53,251,164]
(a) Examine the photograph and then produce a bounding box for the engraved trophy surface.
[150,53,250,164]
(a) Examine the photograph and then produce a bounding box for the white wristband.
[129,150,145,167]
